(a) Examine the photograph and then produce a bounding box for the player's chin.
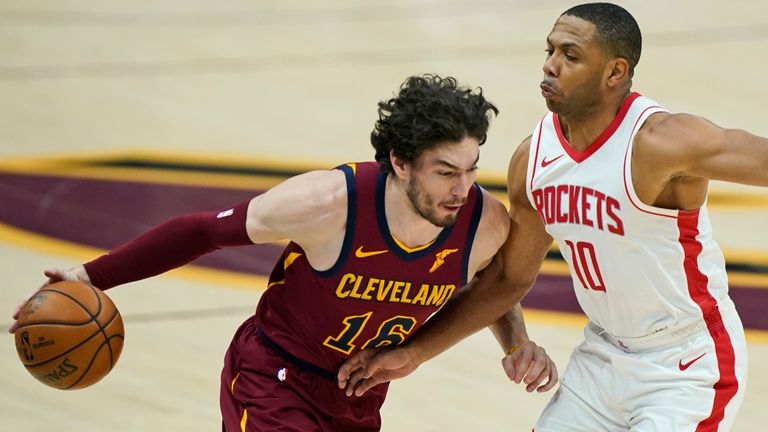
[433,211,459,227]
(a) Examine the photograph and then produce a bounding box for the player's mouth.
[540,81,558,99]
[441,201,466,213]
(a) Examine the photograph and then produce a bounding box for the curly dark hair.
[371,74,499,174]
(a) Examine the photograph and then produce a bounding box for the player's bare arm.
[244,168,348,270]
[469,187,555,392]
[633,112,768,210]
[338,137,557,395]
[491,136,557,392]
[402,137,553,362]
[9,169,349,333]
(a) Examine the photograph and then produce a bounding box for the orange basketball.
[14,280,124,390]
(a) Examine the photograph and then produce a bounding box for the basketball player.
[338,3,768,430]
[9,74,557,431]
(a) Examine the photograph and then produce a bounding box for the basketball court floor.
[1,1,766,430]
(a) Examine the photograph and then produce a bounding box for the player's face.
[541,15,609,118]
[405,137,480,227]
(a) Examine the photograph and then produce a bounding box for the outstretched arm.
[9,169,348,332]
[633,113,768,209]
[665,114,768,186]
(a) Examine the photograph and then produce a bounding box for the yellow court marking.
[2,150,767,209]
[0,148,332,175]
[0,160,285,192]
[1,221,767,345]
[0,221,269,291]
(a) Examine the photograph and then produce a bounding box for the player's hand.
[502,340,558,393]
[337,346,420,397]
[8,267,89,333]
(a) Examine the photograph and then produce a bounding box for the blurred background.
[1,0,766,430]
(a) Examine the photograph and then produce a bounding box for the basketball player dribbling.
[338,3,768,431]
[9,74,557,431]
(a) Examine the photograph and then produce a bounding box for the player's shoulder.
[283,168,349,214]
[636,112,703,149]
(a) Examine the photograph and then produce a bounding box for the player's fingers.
[525,357,550,392]
[354,375,384,397]
[11,292,34,321]
[359,349,397,381]
[538,359,559,392]
[43,268,68,284]
[338,348,381,388]
[523,347,548,385]
[512,348,534,384]
[11,301,25,320]
[344,368,369,397]
[501,354,518,381]
[9,295,33,332]
[337,355,363,387]
[12,267,69,331]
[530,358,554,392]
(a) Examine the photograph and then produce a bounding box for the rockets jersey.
[526,93,730,339]
[254,161,483,373]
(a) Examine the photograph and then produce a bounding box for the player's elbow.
[503,273,537,303]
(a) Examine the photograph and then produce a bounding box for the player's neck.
[384,175,443,248]
[559,92,629,152]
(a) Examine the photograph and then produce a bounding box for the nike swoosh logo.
[678,352,706,371]
[355,246,388,258]
[541,154,564,168]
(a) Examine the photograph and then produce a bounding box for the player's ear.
[390,150,409,180]
[605,57,629,88]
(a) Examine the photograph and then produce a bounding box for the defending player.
[339,4,768,430]
[10,74,556,431]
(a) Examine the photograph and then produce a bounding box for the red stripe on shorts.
[677,210,738,431]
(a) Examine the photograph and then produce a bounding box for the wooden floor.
[1,1,767,430]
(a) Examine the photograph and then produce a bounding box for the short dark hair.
[562,2,642,77]
[371,74,498,174]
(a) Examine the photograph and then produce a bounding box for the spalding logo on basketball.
[13,280,125,390]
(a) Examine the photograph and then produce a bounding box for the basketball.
[13,280,125,390]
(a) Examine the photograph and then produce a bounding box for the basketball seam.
[63,334,124,390]
[14,289,94,329]
[21,287,122,370]
[46,284,117,371]
[84,283,115,369]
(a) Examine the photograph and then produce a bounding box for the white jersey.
[526,93,730,339]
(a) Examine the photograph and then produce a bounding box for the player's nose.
[450,173,473,197]
[543,54,559,77]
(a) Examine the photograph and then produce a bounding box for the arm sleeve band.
[84,200,253,289]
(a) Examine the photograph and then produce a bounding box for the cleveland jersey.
[254,161,483,373]
[526,93,730,339]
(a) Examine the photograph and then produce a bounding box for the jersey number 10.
[564,240,606,292]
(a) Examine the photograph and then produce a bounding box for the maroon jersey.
[253,162,483,375]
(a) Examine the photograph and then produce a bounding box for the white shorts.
[535,298,748,432]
